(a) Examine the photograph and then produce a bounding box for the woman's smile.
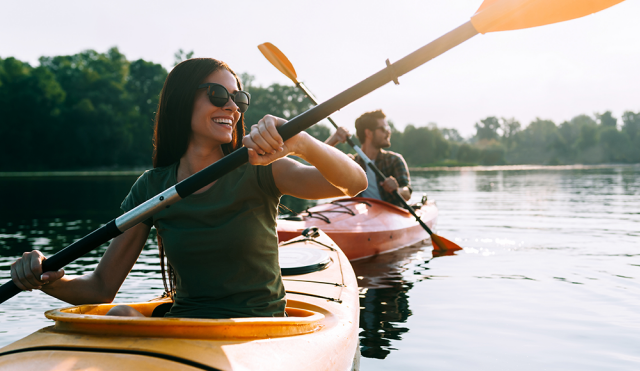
[212,116,234,126]
[211,116,235,131]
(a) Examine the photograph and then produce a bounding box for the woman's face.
[190,69,242,147]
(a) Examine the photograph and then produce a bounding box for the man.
[325,109,412,207]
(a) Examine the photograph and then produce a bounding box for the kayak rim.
[44,301,325,340]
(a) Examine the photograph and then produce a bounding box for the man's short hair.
[355,109,386,144]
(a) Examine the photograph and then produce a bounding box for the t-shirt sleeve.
[120,171,154,226]
[392,154,412,193]
[255,164,282,199]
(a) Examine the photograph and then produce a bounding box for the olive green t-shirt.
[121,161,285,319]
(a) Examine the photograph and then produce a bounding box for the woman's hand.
[11,250,64,291]
[243,115,311,166]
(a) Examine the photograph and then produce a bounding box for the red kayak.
[277,197,438,261]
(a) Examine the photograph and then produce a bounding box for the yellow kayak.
[0,229,360,371]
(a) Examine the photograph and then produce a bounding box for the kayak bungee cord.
[0,0,626,303]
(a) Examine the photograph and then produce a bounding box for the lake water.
[1,165,639,370]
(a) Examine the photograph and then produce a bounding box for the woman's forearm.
[41,273,115,305]
[292,132,367,196]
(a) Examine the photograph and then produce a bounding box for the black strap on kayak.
[282,279,345,287]
[285,291,343,304]
[293,199,372,224]
[0,346,222,371]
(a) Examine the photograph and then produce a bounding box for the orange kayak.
[277,197,438,261]
[0,230,360,371]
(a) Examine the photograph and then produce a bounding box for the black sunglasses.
[197,83,251,113]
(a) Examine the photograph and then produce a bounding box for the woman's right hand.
[11,251,64,291]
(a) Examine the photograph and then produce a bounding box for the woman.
[10,58,367,319]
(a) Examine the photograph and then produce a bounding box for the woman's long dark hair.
[152,58,246,298]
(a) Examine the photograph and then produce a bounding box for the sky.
[2,0,638,137]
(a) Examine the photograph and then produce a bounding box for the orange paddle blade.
[471,0,625,34]
[430,233,463,252]
[258,43,299,84]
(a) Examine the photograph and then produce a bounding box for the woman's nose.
[223,97,239,112]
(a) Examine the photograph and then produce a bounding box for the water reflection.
[352,242,457,359]
[2,166,639,370]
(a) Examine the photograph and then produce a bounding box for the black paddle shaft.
[0,21,476,304]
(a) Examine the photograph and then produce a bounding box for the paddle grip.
[0,220,122,304]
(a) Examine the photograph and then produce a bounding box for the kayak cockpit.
[45,299,325,340]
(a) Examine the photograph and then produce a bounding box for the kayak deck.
[0,231,360,371]
[278,197,438,261]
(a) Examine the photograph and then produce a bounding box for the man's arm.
[379,153,412,201]
[324,127,351,147]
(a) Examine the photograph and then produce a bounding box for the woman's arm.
[242,115,367,199]
[11,222,151,305]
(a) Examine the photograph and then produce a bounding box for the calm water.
[1,166,639,370]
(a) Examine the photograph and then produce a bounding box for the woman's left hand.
[243,115,307,165]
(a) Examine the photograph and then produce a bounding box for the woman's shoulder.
[141,162,178,186]
[129,163,178,195]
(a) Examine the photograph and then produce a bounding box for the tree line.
[1,48,638,171]
[383,109,640,167]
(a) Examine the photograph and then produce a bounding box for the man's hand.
[380,176,411,201]
[324,127,351,147]
[380,176,399,193]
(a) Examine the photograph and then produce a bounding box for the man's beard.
[374,137,391,149]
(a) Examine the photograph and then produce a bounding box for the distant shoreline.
[410,163,639,172]
[0,163,638,178]
[0,170,145,178]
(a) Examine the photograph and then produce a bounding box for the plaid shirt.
[353,149,412,207]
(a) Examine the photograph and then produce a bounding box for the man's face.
[371,118,391,149]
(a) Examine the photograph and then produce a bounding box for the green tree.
[399,124,449,166]
[574,118,601,163]
[621,110,640,162]
[597,111,617,128]
[557,114,598,163]
[501,117,521,150]
[474,116,501,141]
[480,142,506,165]
[622,111,640,141]
[508,118,561,164]
[440,128,464,142]
[38,47,134,168]
[0,57,65,170]
[456,143,480,164]
[599,127,631,163]
[122,59,168,165]
[173,49,194,66]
